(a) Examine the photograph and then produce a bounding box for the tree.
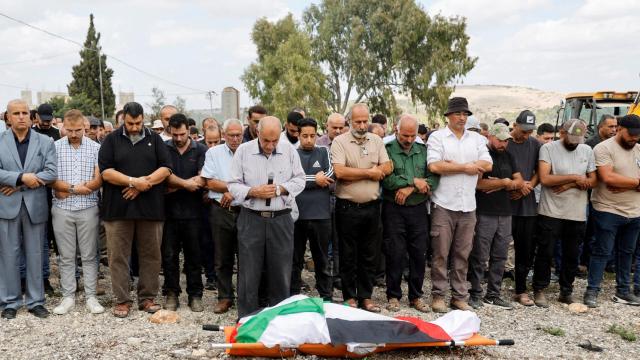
[67,14,116,118]
[147,87,166,120]
[241,15,330,123]
[173,96,188,115]
[46,96,66,118]
[300,0,476,118]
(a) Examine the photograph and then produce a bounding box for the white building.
[221,87,240,121]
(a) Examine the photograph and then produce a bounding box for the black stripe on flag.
[327,319,448,345]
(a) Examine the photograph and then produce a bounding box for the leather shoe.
[360,299,381,313]
[1,308,17,319]
[213,299,233,314]
[410,298,431,313]
[28,305,49,318]
[138,299,161,313]
[189,297,204,313]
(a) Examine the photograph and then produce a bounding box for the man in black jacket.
[290,118,334,300]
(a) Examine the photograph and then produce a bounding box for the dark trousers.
[210,203,238,300]
[383,201,428,301]
[335,199,381,301]
[468,215,511,299]
[587,209,640,295]
[236,208,294,318]
[581,203,595,267]
[513,216,537,294]
[104,220,163,305]
[161,219,203,298]
[533,215,585,294]
[200,202,216,282]
[291,219,332,300]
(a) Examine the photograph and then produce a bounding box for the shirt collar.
[12,128,31,143]
[253,138,281,156]
[443,126,469,139]
[347,131,371,144]
[121,126,147,138]
[389,138,420,156]
[167,138,196,152]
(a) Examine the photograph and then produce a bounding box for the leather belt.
[212,199,241,213]
[336,198,380,209]
[247,208,292,218]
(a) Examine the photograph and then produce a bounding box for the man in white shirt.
[426,97,492,313]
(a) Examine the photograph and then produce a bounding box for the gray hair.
[396,114,418,135]
[257,116,282,132]
[222,118,243,133]
[346,103,369,122]
[6,99,27,112]
[104,121,114,129]
[597,114,616,128]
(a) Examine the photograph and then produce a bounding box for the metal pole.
[208,91,214,117]
[97,48,105,119]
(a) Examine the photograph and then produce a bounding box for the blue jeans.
[587,209,640,295]
[634,235,640,291]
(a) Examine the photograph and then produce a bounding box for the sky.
[0,0,638,112]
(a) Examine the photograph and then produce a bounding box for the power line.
[0,52,74,66]
[0,12,210,94]
[0,82,26,90]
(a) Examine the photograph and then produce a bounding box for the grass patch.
[607,324,637,342]
[542,327,565,337]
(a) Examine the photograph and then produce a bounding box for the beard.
[351,128,367,139]
[562,141,578,151]
[619,139,637,150]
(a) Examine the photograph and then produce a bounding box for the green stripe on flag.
[235,297,325,343]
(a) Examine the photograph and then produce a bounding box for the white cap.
[465,115,481,130]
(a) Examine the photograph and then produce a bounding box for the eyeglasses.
[226,134,243,139]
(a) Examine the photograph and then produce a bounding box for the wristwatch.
[275,185,281,197]
[128,177,135,188]
[69,185,75,194]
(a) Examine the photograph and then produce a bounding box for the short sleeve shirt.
[591,137,640,218]
[164,139,207,220]
[507,137,541,216]
[331,132,390,203]
[538,141,596,221]
[476,147,518,216]
[98,127,173,221]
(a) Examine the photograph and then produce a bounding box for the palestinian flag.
[230,295,480,348]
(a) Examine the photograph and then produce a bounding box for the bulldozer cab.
[559,91,637,136]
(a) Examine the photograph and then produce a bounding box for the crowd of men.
[1,95,639,321]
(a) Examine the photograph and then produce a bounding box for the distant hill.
[397,84,565,126]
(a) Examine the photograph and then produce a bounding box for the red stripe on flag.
[395,316,452,342]
[229,324,240,343]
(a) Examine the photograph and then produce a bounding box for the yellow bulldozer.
[557,91,638,135]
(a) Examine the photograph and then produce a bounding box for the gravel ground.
[1,259,639,360]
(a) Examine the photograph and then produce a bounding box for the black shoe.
[468,296,483,309]
[205,279,217,291]
[583,291,598,308]
[28,305,49,318]
[44,279,54,296]
[558,293,574,305]
[612,292,640,306]
[1,308,17,319]
[483,296,514,310]
[333,278,342,291]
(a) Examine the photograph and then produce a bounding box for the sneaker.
[550,273,559,283]
[86,297,105,314]
[612,292,640,306]
[483,296,513,310]
[53,297,75,315]
[583,291,598,308]
[534,291,549,308]
[468,296,484,309]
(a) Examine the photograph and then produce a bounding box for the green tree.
[46,96,66,118]
[173,96,188,115]
[64,93,99,116]
[67,14,116,118]
[301,0,476,118]
[147,87,166,120]
[241,14,330,123]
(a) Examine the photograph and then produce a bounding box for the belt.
[246,208,292,218]
[212,199,241,213]
[336,198,380,209]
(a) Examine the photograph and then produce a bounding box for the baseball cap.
[37,103,54,121]
[89,117,103,127]
[465,115,481,131]
[515,110,536,131]
[618,114,640,136]
[562,119,587,144]
[488,123,512,141]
